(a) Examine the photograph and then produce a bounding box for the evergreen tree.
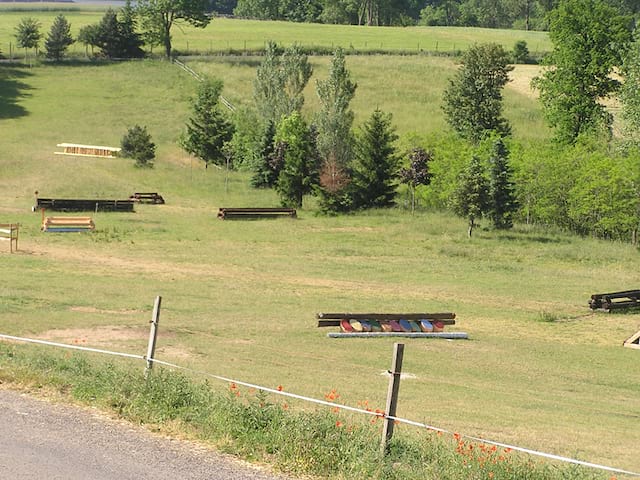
[121,125,156,168]
[250,121,278,188]
[314,48,357,213]
[488,138,518,229]
[451,155,490,237]
[274,112,319,208]
[45,15,74,61]
[350,109,400,209]
[180,78,234,168]
[118,1,145,58]
[400,147,433,213]
[96,9,122,58]
[442,43,513,143]
[533,0,633,144]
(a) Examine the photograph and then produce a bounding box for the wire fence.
[173,58,236,112]
[0,331,638,478]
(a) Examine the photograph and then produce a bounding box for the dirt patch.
[507,64,542,99]
[35,325,148,344]
[69,306,142,316]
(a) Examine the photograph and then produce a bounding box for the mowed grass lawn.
[0,58,638,476]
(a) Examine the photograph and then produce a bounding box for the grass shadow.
[0,65,34,119]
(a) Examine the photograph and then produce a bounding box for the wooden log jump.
[317,312,467,339]
[0,223,19,252]
[42,216,95,233]
[217,207,297,220]
[129,192,165,204]
[55,143,121,158]
[35,198,134,213]
[589,290,640,311]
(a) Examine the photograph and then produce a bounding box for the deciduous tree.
[15,17,42,63]
[532,0,633,144]
[442,43,513,143]
[451,155,490,237]
[400,147,433,213]
[137,0,210,59]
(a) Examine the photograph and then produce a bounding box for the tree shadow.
[0,66,34,119]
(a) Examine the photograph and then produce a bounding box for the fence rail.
[173,58,236,112]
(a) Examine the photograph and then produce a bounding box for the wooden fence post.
[144,296,162,377]
[381,342,404,455]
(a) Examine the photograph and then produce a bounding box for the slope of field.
[0,58,638,476]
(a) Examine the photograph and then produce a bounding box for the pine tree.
[121,125,156,168]
[45,15,74,61]
[451,155,490,237]
[488,138,518,229]
[350,109,399,209]
[250,121,278,188]
[180,78,234,167]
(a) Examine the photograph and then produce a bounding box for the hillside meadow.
[0,4,552,57]
[0,55,638,477]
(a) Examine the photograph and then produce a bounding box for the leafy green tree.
[274,112,319,207]
[253,42,312,126]
[532,0,633,144]
[451,155,490,237]
[180,78,234,167]
[77,24,100,56]
[121,125,156,168]
[44,15,74,61]
[400,147,433,213]
[511,40,529,64]
[15,17,42,62]
[488,138,518,229]
[350,109,400,209]
[442,43,513,143]
[137,0,210,59]
[620,29,640,144]
[250,120,278,188]
[314,48,357,213]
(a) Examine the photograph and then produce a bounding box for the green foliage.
[180,77,234,167]
[442,43,513,143]
[121,124,156,168]
[250,120,279,188]
[314,48,357,213]
[451,154,490,237]
[351,108,400,209]
[273,112,319,207]
[488,137,518,229]
[511,40,529,64]
[253,42,313,126]
[228,106,263,171]
[89,7,145,59]
[620,28,640,144]
[137,0,211,58]
[533,0,633,144]
[44,14,74,61]
[14,17,42,54]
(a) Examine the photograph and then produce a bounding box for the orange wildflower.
[277,385,283,391]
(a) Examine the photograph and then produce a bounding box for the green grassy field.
[0,54,638,478]
[0,4,552,57]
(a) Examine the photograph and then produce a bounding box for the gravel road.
[0,388,296,480]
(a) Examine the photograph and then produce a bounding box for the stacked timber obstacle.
[35,197,134,213]
[129,192,165,204]
[589,290,640,311]
[317,313,468,339]
[42,216,95,233]
[55,143,121,158]
[0,223,19,253]
[217,207,297,220]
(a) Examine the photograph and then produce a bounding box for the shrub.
[120,124,155,168]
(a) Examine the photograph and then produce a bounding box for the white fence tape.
[0,333,638,477]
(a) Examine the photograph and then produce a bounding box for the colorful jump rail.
[42,216,95,233]
[55,143,121,158]
[317,312,468,339]
[0,223,19,253]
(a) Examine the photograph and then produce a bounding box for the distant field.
[0,5,552,57]
[0,58,639,476]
